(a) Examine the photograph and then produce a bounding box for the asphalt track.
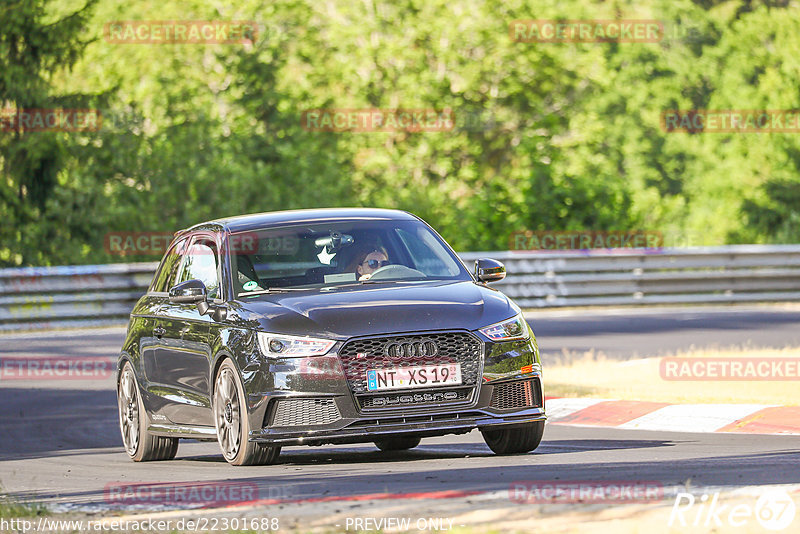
[1,305,799,522]
[531,305,800,361]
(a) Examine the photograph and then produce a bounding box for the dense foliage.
[1,0,799,266]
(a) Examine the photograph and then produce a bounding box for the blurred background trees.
[1,0,799,266]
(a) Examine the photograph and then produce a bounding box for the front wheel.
[213,359,281,466]
[481,421,545,455]
[118,362,178,462]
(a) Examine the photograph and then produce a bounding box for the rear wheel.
[214,359,281,466]
[481,421,545,455]
[374,436,421,451]
[118,362,178,462]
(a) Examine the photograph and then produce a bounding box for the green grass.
[0,491,48,517]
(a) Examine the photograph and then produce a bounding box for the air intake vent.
[271,398,341,427]
[490,379,541,410]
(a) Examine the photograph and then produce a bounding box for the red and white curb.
[546,397,800,435]
[81,484,800,524]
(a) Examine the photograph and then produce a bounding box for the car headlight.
[478,313,529,341]
[257,332,335,357]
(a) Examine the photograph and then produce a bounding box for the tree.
[0,0,98,266]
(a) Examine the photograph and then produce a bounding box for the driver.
[355,246,390,281]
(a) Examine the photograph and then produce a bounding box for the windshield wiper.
[238,287,311,296]
[360,277,429,284]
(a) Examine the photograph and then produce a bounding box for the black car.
[117,208,546,465]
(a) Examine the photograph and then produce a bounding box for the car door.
[155,233,222,427]
[141,237,188,422]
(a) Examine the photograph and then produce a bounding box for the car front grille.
[337,331,483,397]
[270,398,341,427]
[490,378,542,410]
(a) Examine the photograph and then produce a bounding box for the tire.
[213,359,281,466]
[374,436,421,451]
[481,421,545,455]
[118,362,179,462]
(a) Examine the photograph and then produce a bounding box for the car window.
[151,238,187,293]
[177,237,221,299]
[229,220,470,294]
[396,227,462,277]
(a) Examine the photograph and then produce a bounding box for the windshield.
[228,219,470,295]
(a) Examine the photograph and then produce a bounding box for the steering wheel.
[367,264,426,280]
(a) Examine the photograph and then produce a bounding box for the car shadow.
[178,438,676,465]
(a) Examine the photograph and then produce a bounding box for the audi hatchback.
[117,208,546,465]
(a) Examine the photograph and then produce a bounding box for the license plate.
[366,364,462,391]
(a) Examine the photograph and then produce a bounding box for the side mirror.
[169,279,209,314]
[168,279,226,320]
[475,258,506,283]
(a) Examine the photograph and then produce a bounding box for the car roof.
[182,208,419,234]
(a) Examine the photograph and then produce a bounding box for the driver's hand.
[359,273,372,281]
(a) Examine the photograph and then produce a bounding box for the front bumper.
[243,329,546,446]
[249,406,546,446]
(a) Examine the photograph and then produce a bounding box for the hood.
[229,280,518,339]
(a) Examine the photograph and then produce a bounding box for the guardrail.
[460,245,800,308]
[2,245,800,331]
[0,262,158,332]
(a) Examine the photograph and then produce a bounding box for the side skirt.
[148,423,217,440]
